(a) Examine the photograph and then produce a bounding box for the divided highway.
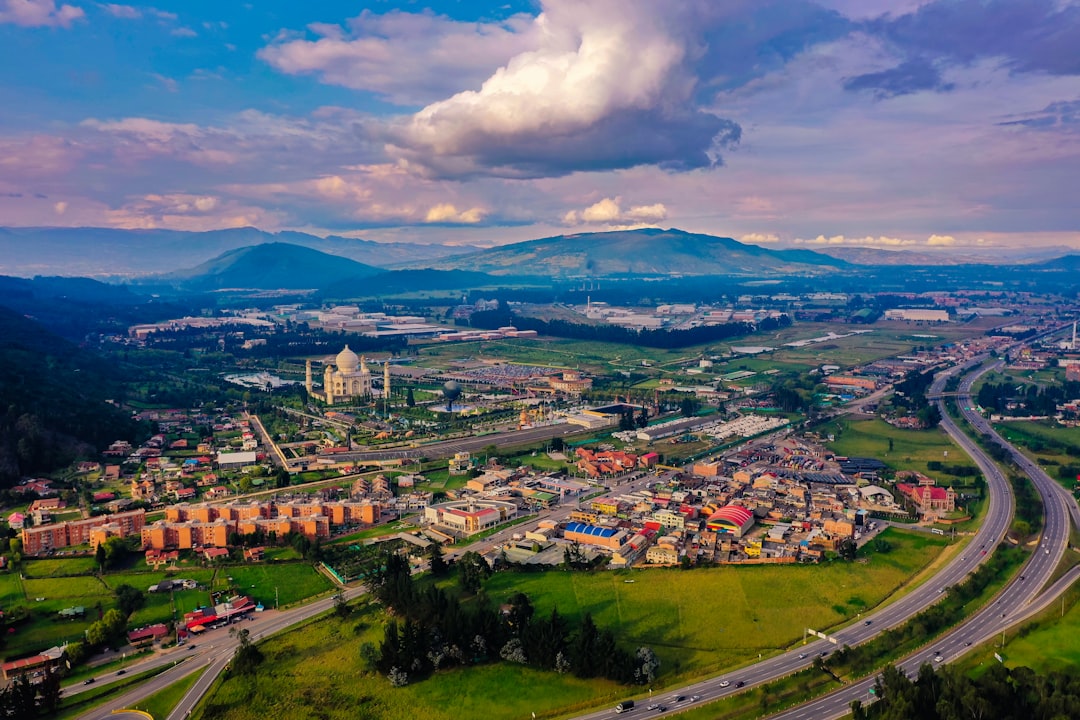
[765,359,1076,719]
[76,359,1077,720]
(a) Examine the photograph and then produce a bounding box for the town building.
[21,510,146,555]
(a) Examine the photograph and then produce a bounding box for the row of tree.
[470,306,792,349]
[365,550,658,687]
[975,380,1080,417]
[853,662,1079,720]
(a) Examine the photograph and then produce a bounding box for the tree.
[837,538,858,561]
[333,590,350,619]
[427,542,448,576]
[405,387,416,408]
[114,584,145,617]
[679,396,700,418]
[95,542,106,571]
[229,627,264,676]
[634,646,660,684]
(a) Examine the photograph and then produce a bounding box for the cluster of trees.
[365,550,657,687]
[890,369,942,428]
[470,306,791,349]
[0,306,150,486]
[0,672,61,718]
[617,407,649,431]
[976,380,1080,417]
[140,324,408,359]
[852,662,1080,720]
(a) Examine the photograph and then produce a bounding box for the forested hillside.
[0,305,143,486]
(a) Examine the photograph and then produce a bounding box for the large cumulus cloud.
[384,0,742,179]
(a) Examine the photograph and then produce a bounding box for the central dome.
[336,345,359,372]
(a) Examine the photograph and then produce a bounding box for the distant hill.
[0,226,471,277]
[423,228,848,278]
[808,245,1076,266]
[0,305,143,486]
[159,243,381,291]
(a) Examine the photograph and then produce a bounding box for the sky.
[1,0,1079,250]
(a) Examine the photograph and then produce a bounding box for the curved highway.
[765,358,1076,720]
[75,360,1076,720]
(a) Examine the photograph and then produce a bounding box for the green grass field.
[483,529,947,680]
[963,585,1080,676]
[139,665,208,719]
[825,418,979,484]
[22,557,98,577]
[195,604,627,720]
[219,563,333,607]
[196,529,946,720]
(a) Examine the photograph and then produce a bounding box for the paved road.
[73,587,368,719]
[76,357,1077,720]
[572,357,1074,720]
[763,359,1077,720]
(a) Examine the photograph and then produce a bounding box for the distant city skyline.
[1,0,1078,250]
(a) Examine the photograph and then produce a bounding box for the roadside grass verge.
[140,664,209,719]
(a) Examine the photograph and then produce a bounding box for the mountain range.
[0,226,469,277]
[3,225,1080,291]
[426,228,848,277]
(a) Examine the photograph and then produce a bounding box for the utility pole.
[275,586,279,610]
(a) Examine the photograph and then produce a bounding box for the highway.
[72,586,369,719]
[763,359,1077,720]
[572,358,1075,720]
[76,360,1077,720]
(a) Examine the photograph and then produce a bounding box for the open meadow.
[0,559,331,661]
[825,418,979,485]
[484,529,947,679]
[196,602,627,720]
[195,529,946,720]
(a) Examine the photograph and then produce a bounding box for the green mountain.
[162,243,380,291]
[0,305,142,486]
[424,228,848,277]
[0,226,470,277]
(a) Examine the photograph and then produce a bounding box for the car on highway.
[797,653,807,659]
[690,695,700,702]
[647,703,659,711]
[83,678,95,685]
[671,695,685,703]
[864,620,872,625]
[735,681,746,688]
[116,669,126,675]
[934,655,944,663]
[719,680,730,688]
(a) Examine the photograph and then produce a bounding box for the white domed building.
[305,346,372,404]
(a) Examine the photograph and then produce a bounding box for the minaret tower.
[384,361,391,414]
[305,359,313,395]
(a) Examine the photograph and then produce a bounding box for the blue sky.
[1,0,1078,250]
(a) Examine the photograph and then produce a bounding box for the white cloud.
[0,0,84,27]
[927,234,957,245]
[425,203,485,224]
[625,203,668,222]
[53,200,67,214]
[794,234,915,246]
[564,196,667,226]
[386,0,738,178]
[740,232,780,244]
[101,3,139,19]
[581,198,622,223]
[171,26,196,38]
[260,10,538,106]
